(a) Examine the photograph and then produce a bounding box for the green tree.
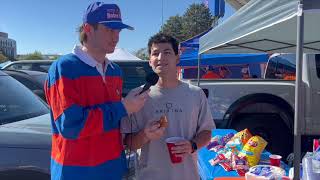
[160,15,184,41]
[0,53,7,63]
[134,48,149,60]
[49,55,60,60]
[24,51,44,60]
[159,3,213,42]
[181,3,213,40]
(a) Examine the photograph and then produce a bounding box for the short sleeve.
[196,89,216,133]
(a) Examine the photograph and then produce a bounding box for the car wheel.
[230,113,293,161]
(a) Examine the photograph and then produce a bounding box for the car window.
[31,64,51,72]
[265,54,296,80]
[116,62,153,96]
[5,62,53,73]
[7,64,33,71]
[0,75,48,124]
[39,64,52,72]
[9,74,40,91]
[33,74,47,86]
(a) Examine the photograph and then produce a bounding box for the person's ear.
[83,23,91,33]
[176,56,180,65]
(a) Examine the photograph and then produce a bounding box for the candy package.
[207,135,222,150]
[221,133,234,146]
[225,137,243,152]
[219,161,233,171]
[209,153,228,166]
[232,154,249,170]
[245,165,285,180]
[218,148,233,160]
[211,145,224,152]
[233,128,252,145]
[237,169,247,176]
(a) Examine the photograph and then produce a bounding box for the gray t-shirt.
[121,81,215,180]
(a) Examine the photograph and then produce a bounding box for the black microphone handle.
[139,83,151,95]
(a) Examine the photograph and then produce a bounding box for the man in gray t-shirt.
[121,33,215,180]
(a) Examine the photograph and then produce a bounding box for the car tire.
[230,113,293,161]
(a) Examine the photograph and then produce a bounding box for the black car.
[3,59,153,98]
[1,60,54,73]
[3,70,47,101]
[113,60,153,97]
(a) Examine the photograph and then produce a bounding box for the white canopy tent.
[200,0,320,54]
[225,0,250,10]
[106,47,142,61]
[198,0,320,179]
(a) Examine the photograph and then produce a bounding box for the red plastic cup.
[313,139,320,151]
[269,154,282,167]
[165,137,185,164]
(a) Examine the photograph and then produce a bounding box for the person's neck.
[157,76,180,89]
[82,45,106,64]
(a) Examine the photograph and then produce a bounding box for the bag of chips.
[233,128,252,145]
[239,136,267,167]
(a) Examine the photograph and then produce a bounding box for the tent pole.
[197,54,201,87]
[294,1,304,180]
[197,54,201,86]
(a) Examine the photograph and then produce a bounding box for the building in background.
[0,32,17,59]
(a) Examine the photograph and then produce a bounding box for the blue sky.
[0,0,235,55]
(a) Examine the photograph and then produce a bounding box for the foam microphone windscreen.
[139,72,159,94]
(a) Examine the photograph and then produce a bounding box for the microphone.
[139,72,159,94]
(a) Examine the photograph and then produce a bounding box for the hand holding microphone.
[123,72,159,114]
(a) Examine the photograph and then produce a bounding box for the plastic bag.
[239,136,267,167]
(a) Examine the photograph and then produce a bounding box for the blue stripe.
[107,62,123,77]
[47,54,122,87]
[102,102,128,131]
[54,102,127,139]
[51,151,127,180]
[55,104,89,139]
[50,110,59,134]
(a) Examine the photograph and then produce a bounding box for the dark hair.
[78,24,98,45]
[147,33,179,55]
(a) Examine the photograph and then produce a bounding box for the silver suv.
[0,70,51,179]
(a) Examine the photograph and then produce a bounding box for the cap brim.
[101,22,134,30]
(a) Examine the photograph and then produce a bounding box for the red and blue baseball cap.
[83,2,134,30]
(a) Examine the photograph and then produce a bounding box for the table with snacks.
[197,129,290,180]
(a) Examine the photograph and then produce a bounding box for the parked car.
[189,53,320,159]
[1,60,54,73]
[3,70,47,101]
[112,60,153,97]
[0,70,51,179]
[0,61,11,68]
[2,59,152,98]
